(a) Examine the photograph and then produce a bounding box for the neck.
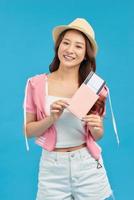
[55,64,79,83]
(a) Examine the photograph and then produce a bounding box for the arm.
[24,112,55,138]
[82,115,104,141]
[24,99,69,138]
[85,88,107,141]
[89,116,104,141]
[23,79,57,138]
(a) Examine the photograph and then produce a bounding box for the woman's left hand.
[82,114,104,140]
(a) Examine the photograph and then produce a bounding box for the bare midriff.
[53,143,86,152]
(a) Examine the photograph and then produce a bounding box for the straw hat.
[52,18,98,55]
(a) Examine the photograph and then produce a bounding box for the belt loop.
[54,152,58,164]
[79,149,83,160]
[56,151,58,161]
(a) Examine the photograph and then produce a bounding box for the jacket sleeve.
[23,78,36,113]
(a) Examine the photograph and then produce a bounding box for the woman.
[23,18,114,200]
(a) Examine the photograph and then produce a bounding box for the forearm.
[25,116,55,138]
[90,127,104,141]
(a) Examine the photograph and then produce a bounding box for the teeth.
[64,55,75,60]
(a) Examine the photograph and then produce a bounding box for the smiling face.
[57,29,86,69]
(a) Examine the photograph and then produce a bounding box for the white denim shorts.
[36,147,113,200]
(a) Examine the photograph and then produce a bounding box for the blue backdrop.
[0,0,133,199]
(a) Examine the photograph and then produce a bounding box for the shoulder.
[29,73,47,82]
[28,73,47,87]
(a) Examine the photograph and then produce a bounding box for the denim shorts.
[36,147,113,200]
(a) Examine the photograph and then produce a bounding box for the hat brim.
[52,25,98,55]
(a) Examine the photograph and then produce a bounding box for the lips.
[63,55,75,61]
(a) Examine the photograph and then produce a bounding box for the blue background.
[0,0,133,199]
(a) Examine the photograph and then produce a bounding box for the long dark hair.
[49,29,106,116]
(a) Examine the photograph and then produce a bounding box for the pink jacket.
[23,73,108,160]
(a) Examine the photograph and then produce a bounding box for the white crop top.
[46,95,86,148]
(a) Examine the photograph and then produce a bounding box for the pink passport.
[67,71,105,119]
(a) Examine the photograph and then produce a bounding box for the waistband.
[41,146,94,159]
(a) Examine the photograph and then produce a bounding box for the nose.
[66,44,74,54]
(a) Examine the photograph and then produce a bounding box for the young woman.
[23,18,114,200]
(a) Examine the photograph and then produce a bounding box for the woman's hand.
[82,114,104,141]
[50,100,69,122]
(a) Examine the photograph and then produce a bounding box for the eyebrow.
[63,38,85,46]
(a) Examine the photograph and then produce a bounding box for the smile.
[63,55,75,61]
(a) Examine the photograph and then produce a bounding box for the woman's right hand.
[49,99,69,121]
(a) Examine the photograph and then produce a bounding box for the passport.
[67,71,106,119]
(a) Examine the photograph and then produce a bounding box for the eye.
[76,45,82,49]
[62,41,69,45]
